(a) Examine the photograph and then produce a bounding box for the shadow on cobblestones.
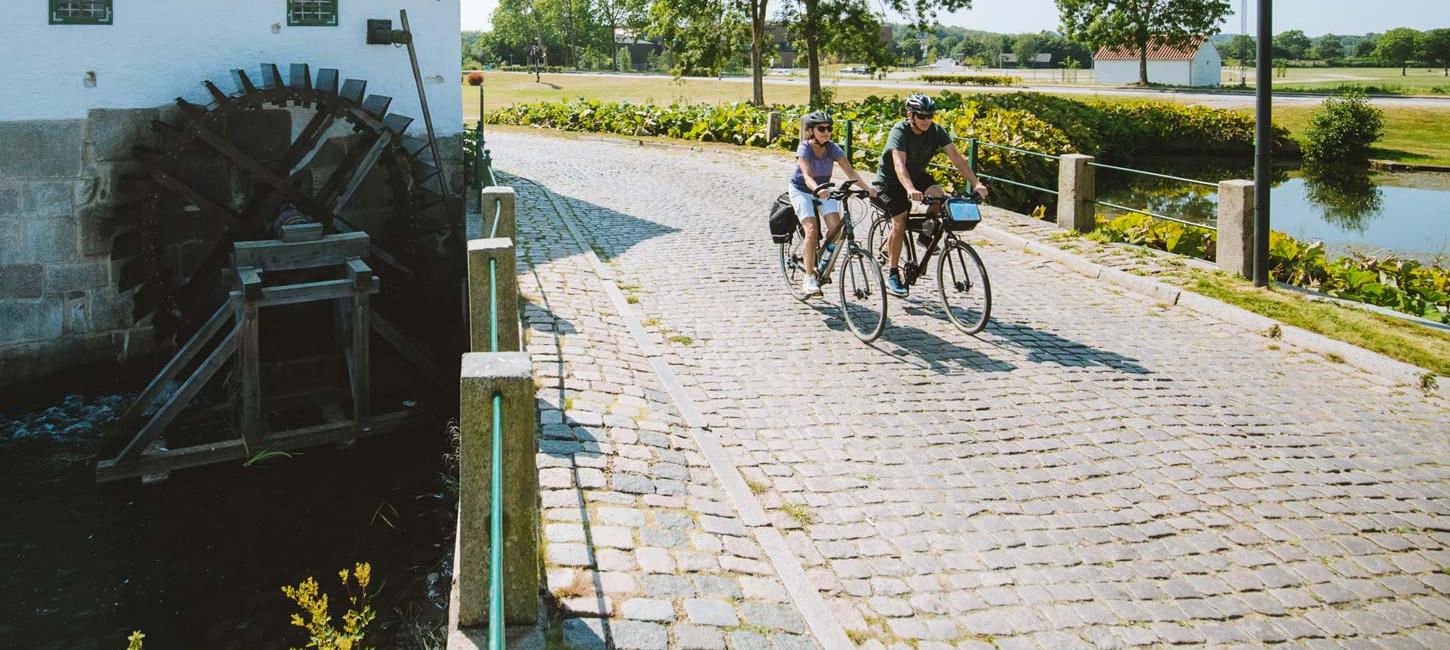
[502,172,680,266]
[984,320,1151,374]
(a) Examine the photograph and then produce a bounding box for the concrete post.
[457,352,538,627]
[1216,179,1255,279]
[1056,153,1096,233]
[479,186,516,241]
[466,238,520,353]
[766,111,781,142]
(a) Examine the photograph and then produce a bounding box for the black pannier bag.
[768,192,796,243]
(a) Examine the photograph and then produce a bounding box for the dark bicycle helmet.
[802,110,833,129]
[904,94,937,115]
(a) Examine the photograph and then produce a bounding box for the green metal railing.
[1087,161,1219,231]
[838,118,1223,228]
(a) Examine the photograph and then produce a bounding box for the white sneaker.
[801,276,823,298]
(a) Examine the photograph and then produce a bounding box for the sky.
[461,0,1448,36]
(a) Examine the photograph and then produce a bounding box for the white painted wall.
[1094,42,1222,87]
[1190,42,1223,87]
[0,0,462,133]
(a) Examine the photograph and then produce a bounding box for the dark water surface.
[1096,162,1450,260]
[0,374,455,650]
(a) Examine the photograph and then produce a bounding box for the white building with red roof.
[1093,36,1222,86]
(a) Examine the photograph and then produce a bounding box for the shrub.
[1302,91,1385,166]
[282,562,376,650]
[919,74,1022,86]
[465,71,484,86]
[1088,214,1449,322]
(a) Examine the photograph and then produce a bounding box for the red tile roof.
[1094,36,1207,61]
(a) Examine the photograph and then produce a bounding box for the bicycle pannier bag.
[768,192,796,243]
[943,197,982,231]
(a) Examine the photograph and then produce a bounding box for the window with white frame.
[50,0,112,25]
[288,0,339,27]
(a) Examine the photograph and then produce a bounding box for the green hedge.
[919,74,1022,86]
[1090,213,1450,322]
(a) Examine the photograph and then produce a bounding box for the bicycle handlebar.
[920,191,984,205]
[811,181,873,201]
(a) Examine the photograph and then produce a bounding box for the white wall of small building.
[0,0,462,133]
[1190,41,1223,87]
[1093,59,1190,85]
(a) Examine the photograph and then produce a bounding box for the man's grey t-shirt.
[791,141,845,193]
[878,120,952,186]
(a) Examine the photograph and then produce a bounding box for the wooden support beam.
[238,295,263,451]
[372,312,447,390]
[347,258,372,423]
[153,170,244,228]
[120,303,234,423]
[228,277,378,309]
[281,223,324,242]
[326,131,395,214]
[113,324,242,463]
[97,411,415,483]
[233,232,370,271]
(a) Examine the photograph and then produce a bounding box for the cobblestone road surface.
[496,129,1450,649]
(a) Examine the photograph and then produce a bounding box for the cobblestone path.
[495,129,1450,649]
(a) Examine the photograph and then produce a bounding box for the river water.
[0,368,456,649]
[1095,163,1450,262]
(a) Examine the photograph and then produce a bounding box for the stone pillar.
[1056,153,1096,233]
[1216,180,1255,279]
[466,238,519,353]
[479,186,516,240]
[766,111,782,143]
[457,351,538,627]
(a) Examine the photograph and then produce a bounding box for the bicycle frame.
[804,192,866,282]
[900,217,957,287]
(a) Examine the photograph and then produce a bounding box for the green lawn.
[465,72,1450,166]
[1246,66,1450,94]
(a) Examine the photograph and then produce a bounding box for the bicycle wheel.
[936,239,992,334]
[838,244,887,342]
[778,226,807,301]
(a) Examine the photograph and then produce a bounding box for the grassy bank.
[465,72,1450,167]
[1188,270,1450,377]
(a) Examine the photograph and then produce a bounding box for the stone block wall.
[0,112,468,390]
[1,111,155,389]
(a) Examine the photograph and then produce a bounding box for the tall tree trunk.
[805,0,821,106]
[1137,32,1149,85]
[751,2,766,105]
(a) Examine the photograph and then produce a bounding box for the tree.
[1056,0,1231,85]
[1312,34,1342,61]
[1223,34,1255,66]
[1355,34,1379,57]
[1422,28,1450,76]
[1273,29,1312,60]
[648,0,749,77]
[1375,28,1421,75]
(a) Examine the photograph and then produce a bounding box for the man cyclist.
[877,94,989,297]
[790,110,876,298]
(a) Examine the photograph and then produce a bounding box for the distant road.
[529,70,1450,109]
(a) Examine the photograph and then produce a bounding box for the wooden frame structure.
[98,225,431,483]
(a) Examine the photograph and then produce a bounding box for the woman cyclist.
[789,110,876,298]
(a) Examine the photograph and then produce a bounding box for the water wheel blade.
[381,113,414,136]
[316,68,340,95]
[360,94,392,118]
[288,64,312,90]
[402,136,430,159]
[411,160,440,182]
[174,98,207,122]
[339,79,367,104]
[203,81,230,105]
[231,69,257,94]
[259,63,283,89]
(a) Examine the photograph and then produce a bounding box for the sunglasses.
[815,125,833,132]
[912,112,935,120]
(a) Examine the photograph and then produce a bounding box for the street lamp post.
[1253,0,1272,287]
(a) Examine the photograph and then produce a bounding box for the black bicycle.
[866,192,992,334]
[778,183,888,342]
